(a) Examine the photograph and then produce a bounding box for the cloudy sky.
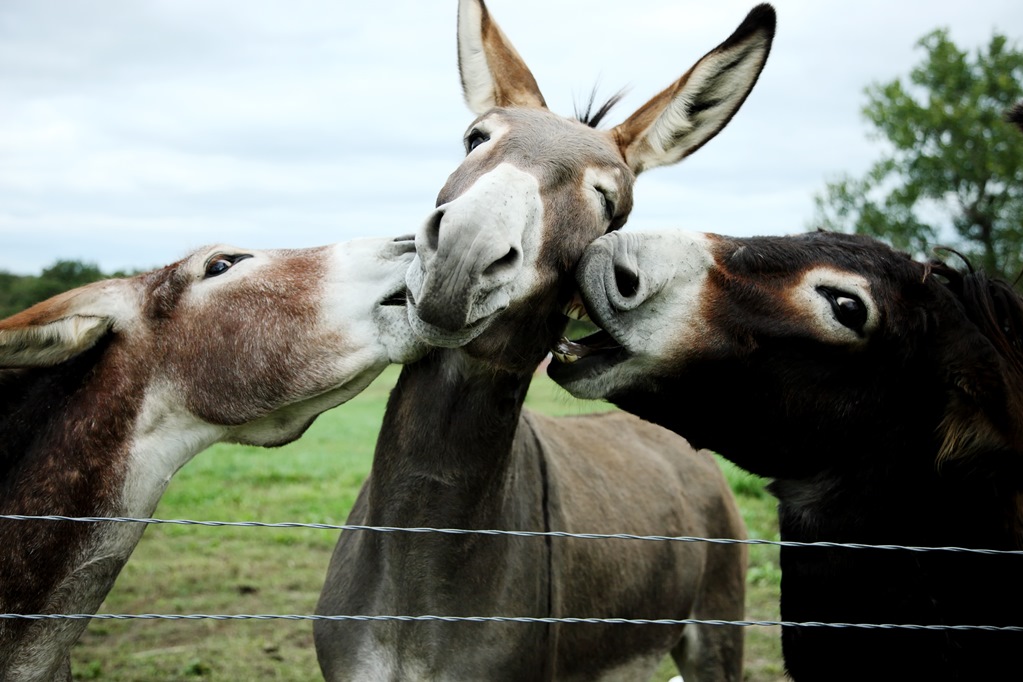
[2,0,1021,275]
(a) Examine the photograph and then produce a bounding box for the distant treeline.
[0,260,138,319]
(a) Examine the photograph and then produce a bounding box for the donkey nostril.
[483,247,520,276]
[424,211,443,252]
[614,264,640,298]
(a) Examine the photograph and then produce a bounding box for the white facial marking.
[563,231,715,400]
[790,267,877,344]
[323,239,411,365]
[616,231,715,359]
[475,164,543,300]
[182,244,260,302]
[406,162,543,346]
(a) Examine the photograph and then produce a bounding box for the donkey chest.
[344,627,547,682]
[2,528,137,681]
[776,488,1023,680]
[344,640,663,682]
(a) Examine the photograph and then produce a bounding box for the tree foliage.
[813,29,1023,280]
[0,260,114,319]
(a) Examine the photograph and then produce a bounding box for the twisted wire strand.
[2,515,1022,631]
[0,613,1020,632]
[2,514,1021,556]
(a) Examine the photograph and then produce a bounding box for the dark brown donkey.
[552,224,1023,681]
[0,237,423,682]
[314,2,775,680]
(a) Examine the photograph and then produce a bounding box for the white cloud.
[1,0,1021,274]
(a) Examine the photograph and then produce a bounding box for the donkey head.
[405,0,776,370]
[553,104,1023,476]
[0,237,424,447]
[551,230,1023,478]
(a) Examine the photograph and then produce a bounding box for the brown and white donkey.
[0,237,424,681]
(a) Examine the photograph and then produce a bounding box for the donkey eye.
[204,254,252,279]
[597,188,616,221]
[466,129,490,153]
[205,258,231,277]
[818,287,868,333]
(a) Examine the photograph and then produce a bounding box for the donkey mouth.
[550,294,624,366]
[405,290,500,348]
[381,288,408,307]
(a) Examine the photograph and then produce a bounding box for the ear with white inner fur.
[457,0,546,114]
[0,280,136,368]
[612,4,776,174]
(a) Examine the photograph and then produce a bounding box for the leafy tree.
[0,260,110,319]
[31,260,106,302]
[813,29,1023,280]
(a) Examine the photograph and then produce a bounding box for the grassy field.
[71,366,786,681]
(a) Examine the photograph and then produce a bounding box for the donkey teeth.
[552,337,585,364]
[561,297,591,322]
[552,349,579,364]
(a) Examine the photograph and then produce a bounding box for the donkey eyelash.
[203,254,253,279]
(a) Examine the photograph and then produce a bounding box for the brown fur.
[0,338,142,663]
[0,239,418,680]
[474,1,546,109]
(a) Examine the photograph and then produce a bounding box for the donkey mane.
[0,368,32,481]
[0,340,116,489]
[575,87,626,129]
[930,256,1023,377]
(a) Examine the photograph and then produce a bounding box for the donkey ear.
[457,0,546,114]
[937,341,1023,463]
[0,280,136,368]
[612,4,775,174]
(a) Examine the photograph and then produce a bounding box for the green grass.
[71,366,784,681]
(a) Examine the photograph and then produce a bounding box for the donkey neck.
[334,349,555,679]
[771,444,1023,681]
[0,342,141,515]
[0,344,146,672]
[770,439,1023,549]
[366,348,539,527]
[0,343,222,676]
[0,338,223,518]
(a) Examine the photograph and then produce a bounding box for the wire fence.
[6,514,1023,555]
[2,513,1022,632]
